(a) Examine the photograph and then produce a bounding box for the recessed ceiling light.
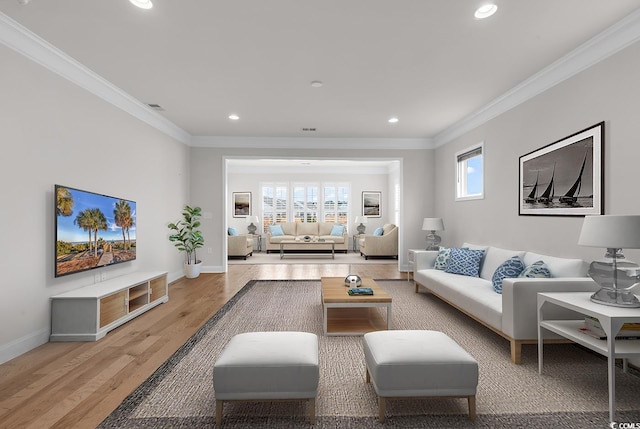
[474,4,497,19]
[388,117,399,124]
[129,0,153,9]
[228,114,240,120]
[310,81,323,88]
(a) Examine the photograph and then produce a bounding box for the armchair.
[228,235,254,259]
[359,224,398,259]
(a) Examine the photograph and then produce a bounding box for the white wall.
[0,45,190,364]
[434,40,640,264]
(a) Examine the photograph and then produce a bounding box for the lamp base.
[356,224,366,235]
[247,224,257,235]
[425,231,441,251]
[590,287,640,308]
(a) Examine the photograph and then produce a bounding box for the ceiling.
[2,0,640,142]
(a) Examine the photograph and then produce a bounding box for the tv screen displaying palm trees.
[55,184,136,277]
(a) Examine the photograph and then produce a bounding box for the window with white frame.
[293,184,319,222]
[323,184,349,224]
[455,143,484,201]
[261,182,350,227]
[262,183,288,231]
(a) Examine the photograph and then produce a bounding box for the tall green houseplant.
[168,205,204,265]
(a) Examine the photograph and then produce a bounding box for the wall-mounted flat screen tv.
[55,184,136,277]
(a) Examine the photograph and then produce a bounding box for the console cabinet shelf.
[50,271,168,341]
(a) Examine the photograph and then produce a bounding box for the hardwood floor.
[0,263,404,429]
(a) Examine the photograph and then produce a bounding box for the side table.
[353,234,362,252]
[538,291,640,422]
[249,234,262,252]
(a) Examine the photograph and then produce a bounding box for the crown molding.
[2,6,639,149]
[191,136,434,150]
[0,11,191,145]
[433,7,640,147]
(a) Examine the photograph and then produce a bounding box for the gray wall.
[0,45,191,363]
[434,41,640,264]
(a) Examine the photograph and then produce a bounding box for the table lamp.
[355,216,368,234]
[578,215,640,308]
[422,218,444,250]
[246,215,260,235]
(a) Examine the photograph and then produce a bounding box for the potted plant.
[168,205,205,279]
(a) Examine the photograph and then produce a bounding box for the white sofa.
[265,222,349,253]
[413,243,598,364]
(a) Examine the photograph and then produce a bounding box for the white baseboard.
[0,328,50,365]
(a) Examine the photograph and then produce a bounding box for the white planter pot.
[184,261,203,279]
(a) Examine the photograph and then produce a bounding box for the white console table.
[50,271,168,341]
[537,291,640,422]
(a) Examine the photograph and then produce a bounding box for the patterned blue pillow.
[228,227,238,236]
[269,224,284,236]
[519,260,552,278]
[330,225,345,236]
[492,256,526,294]
[434,247,452,270]
[373,227,384,236]
[444,248,485,277]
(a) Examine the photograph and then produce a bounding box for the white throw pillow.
[523,252,586,277]
[480,247,526,281]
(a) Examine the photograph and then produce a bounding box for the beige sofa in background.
[265,221,348,253]
[359,224,399,259]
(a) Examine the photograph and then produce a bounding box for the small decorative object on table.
[348,287,374,296]
[344,274,362,289]
[303,235,311,242]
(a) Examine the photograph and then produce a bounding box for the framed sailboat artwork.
[519,122,604,216]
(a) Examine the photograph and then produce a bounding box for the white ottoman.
[363,330,478,422]
[213,331,319,425]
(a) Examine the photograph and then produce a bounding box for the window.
[293,184,319,222]
[261,182,350,227]
[262,183,288,231]
[323,184,349,224]
[455,143,484,201]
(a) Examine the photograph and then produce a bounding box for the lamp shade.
[422,218,444,231]
[355,216,368,224]
[246,215,260,225]
[578,215,640,249]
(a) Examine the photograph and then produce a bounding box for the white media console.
[50,271,168,341]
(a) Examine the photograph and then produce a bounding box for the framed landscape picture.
[518,122,604,216]
[232,192,251,217]
[362,191,381,217]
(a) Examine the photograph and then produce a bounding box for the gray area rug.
[99,280,640,428]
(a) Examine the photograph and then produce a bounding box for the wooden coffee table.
[320,277,392,336]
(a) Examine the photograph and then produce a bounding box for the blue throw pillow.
[434,247,452,270]
[519,260,552,278]
[269,224,284,236]
[373,227,384,236]
[444,248,485,277]
[492,256,526,294]
[228,227,238,236]
[330,225,345,236]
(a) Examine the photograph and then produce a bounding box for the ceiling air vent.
[147,103,165,111]
[302,128,317,132]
